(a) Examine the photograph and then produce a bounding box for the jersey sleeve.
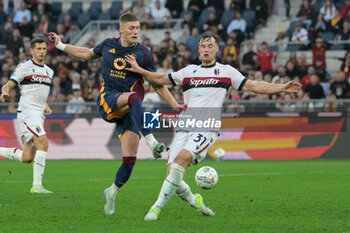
[168,66,191,86]
[46,65,54,78]
[142,51,156,72]
[10,64,24,85]
[49,68,54,78]
[93,38,112,56]
[229,66,247,91]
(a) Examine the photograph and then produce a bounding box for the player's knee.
[34,136,48,151]
[127,92,143,108]
[174,149,192,167]
[22,157,33,163]
[22,151,34,163]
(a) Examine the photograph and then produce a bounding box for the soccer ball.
[213,148,225,159]
[195,166,218,189]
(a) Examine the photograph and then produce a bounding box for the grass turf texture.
[0,160,349,233]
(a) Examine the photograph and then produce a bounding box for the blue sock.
[114,157,136,188]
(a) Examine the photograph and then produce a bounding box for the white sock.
[0,147,23,162]
[144,134,157,149]
[32,150,47,188]
[153,163,185,211]
[176,180,196,207]
[108,183,119,198]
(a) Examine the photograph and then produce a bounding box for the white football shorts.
[167,131,219,165]
[17,112,46,143]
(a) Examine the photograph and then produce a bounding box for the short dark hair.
[199,32,219,45]
[119,13,139,24]
[31,38,46,48]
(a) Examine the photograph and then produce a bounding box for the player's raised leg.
[104,130,138,215]
[0,147,24,162]
[0,138,37,165]
[141,127,164,159]
[114,92,142,116]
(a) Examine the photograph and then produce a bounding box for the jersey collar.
[31,60,44,67]
[117,37,138,48]
[200,62,216,68]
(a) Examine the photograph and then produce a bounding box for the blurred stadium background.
[1,0,350,160]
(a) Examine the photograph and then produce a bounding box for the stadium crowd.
[0,0,350,114]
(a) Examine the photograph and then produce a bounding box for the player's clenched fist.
[48,32,60,44]
[0,92,9,103]
[48,32,66,51]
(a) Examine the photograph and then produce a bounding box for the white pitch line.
[1,171,350,184]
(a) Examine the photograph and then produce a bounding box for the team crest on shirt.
[36,127,41,133]
[214,68,220,76]
[130,53,137,59]
[113,58,127,70]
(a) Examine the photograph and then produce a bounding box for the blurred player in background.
[0,38,54,194]
[48,13,183,215]
[125,32,302,220]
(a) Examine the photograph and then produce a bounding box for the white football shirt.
[168,62,247,131]
[10,60,54,117]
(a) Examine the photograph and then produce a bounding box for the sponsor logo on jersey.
[182,77,231,91]
[190,78,219,87]
[108,48,115,54]
[110,70,126,79]
[21,74,51,86]
[31,75,50,83]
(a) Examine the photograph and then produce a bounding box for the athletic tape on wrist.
[56,41,66,51]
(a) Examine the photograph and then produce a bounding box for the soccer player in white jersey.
[125,33,302,220]
[0,38,54,194]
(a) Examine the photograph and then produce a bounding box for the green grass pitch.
[0,160,349,233]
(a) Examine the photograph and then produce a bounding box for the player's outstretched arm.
[125,54,171,85]
[0,80,16,103]
[151,84,186,111]
[48,32,100,61]
[243,79,302,94]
